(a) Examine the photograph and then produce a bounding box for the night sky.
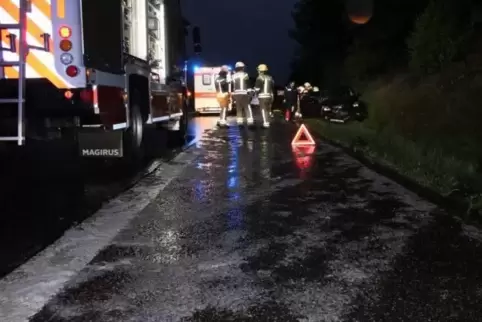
[181,0,297,84]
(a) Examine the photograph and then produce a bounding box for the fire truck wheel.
[123,101,145,168]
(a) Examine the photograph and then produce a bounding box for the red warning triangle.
[291,124,315,146]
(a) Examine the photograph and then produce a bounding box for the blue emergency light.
[193,65,200,72]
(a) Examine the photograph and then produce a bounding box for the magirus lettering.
[82,149,120,156]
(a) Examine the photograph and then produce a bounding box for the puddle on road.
[30,267,135,322]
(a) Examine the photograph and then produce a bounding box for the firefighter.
[254,64,274,128]
[283,81,297,121]
[231,61,253,125]
[294,85,305,119]
[299,82,312,114]
[215,65,231,126]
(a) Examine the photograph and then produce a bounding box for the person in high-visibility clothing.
[231,61,253,125]
[215,65,231,126]
[293,85,305,119]
[254,64,274,128]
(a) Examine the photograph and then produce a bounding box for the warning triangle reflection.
[292,145,315,179]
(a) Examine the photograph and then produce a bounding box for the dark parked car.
[299,90,322,118]
[320,86,367,122]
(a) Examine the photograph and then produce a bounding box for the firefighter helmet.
[235,61,245,68]
[257,64,268,72]
[220,65,229,72]
[304,82,311,88]
[313,86,319,92]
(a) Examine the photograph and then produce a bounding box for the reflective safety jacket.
[255,74,274,98]
[231,71,250,94]
[215,74,229,94]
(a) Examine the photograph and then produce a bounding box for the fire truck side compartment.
[80,0,123,74]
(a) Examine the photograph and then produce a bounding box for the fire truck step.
[0,98,25,104]
[0,61,20,67]
[0,23,21,29]
[0,136,24,141]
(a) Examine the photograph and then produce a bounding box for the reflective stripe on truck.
[0,0,86,88]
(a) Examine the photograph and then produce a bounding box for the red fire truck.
[0,0,189,164]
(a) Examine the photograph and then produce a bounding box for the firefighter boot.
[260,97,271,128]
[245,105,254,126]
[235,97,244,125]
[217,107,228,127]
[262,113,270,128]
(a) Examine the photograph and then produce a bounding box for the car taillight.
[66,65,78,77]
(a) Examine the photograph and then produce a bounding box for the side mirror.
[192,26,202,54]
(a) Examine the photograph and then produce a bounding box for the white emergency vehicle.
[193,65,232,114]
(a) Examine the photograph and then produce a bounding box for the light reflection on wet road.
[0,116,218,278]
[18,117,482,321]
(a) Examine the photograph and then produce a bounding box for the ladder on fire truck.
[0,0,29,145]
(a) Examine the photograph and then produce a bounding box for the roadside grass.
[306,118,482,218]
[307,67,482,219]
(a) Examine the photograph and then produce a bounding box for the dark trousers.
[233,94,252,121]
[259,97,273,123]
[284,102,296,120]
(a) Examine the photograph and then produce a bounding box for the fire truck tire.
[122,101,145,169]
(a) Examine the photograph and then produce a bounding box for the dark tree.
[289,0,348,87]
[289,0,432,85]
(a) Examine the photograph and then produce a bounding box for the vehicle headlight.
[60,53,73,65]
[353,102,359,107]
[322,106,330,111]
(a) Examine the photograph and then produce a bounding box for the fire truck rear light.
[64,90,73,99]
[80,89,93,103]
[66,65,78,77]
[60,53,73,65]
[59,39,72,51]
[59,26,71,38]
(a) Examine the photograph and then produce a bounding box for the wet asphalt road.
[5,116,482,321]
[0,116,217,278]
